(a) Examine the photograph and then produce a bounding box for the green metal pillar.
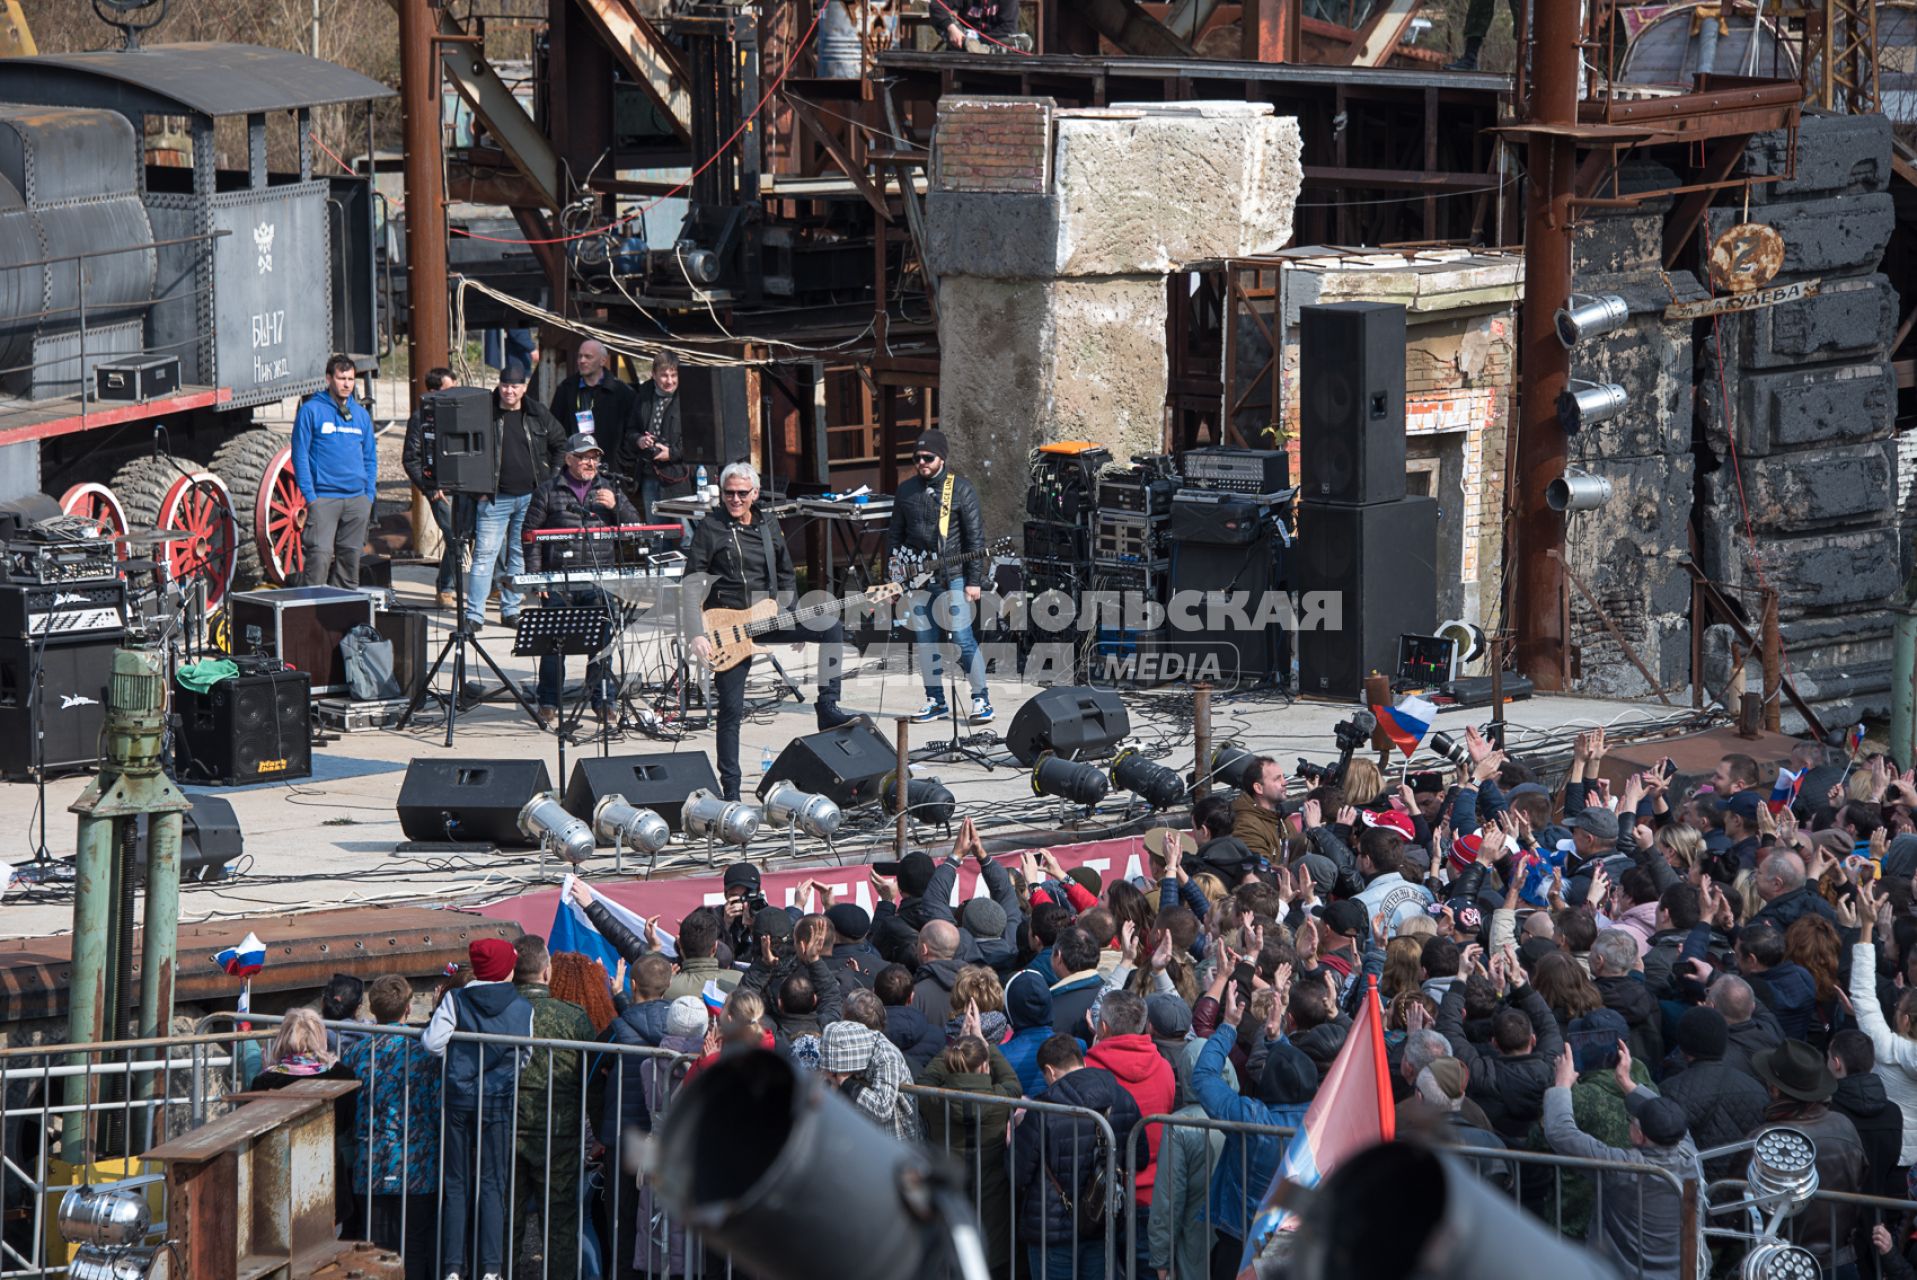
[137,811,182,1043]
[60,815,116,1162]
[1895,607,1917,772]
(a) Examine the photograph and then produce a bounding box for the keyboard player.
[520,433,640,728]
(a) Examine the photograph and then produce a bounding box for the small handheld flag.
[1369,696,1436,759]
[1767,767,1803,814]
[214,932,266,978]
[1847,723,1866,757]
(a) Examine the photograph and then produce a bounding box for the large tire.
[210,426,304,588]
[112,455,239,608]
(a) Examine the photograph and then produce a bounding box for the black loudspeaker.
[425,386,499,496]
[1004,687,1130,766]
[397,757,553,844]
[1166,538,1285,684]
[0,636,116,776]
[1299,302,1407,505]
[1293,498,1438,698]
[759,722,896,808]
[135,795,244,883]
[375,608,430,700]
[172,670,313,786]
[564,752,722,832]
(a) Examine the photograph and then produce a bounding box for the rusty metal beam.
[571,0,695,142]
[1662,136,1755,267]
[399,0,452,400]
[788,96,890,220]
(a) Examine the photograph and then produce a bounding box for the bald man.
[549,339,636,482]
[1706,974,1784,1076]
[912,920,964,1026]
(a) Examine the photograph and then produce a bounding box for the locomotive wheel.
[211,427,305,587]
[58,483,129,552]
[112,455,239,607]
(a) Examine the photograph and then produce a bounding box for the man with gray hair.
[684,460,857,798]
[621,350,682,517]
[1590,927,1663,1066]
[1706,974,1785,1076]
[1753,847,1842,932]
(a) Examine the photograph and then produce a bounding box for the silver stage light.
[58,1186,149,1248]
[683,788,762,847]
[518,791,596,864]
[1742,1240,1820,1280]
[593,794,671,873]
[67,1246,166,1280]
[1746,1126,1819,1213]
[1545,469,1614,513]
[1555,292,1629,348]
[1556,380,1628,434]
[762,779,842,840]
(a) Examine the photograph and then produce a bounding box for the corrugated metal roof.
[0,42,395,117]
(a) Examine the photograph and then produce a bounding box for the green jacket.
[1526,1062,1650,1238]
[515,984,601,1145]
[1150,1101,1219,1277]
[920,1048,1021,1274]
[665,956,739,1002]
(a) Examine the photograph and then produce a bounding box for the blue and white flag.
[549,875,676,985]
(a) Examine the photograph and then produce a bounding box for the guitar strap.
[757,516,780,601]
[937,472,955,543]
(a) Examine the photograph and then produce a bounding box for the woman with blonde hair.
[1380,936,1425,1003]
[1341,758,1385,808]
[1655,823,1705,877]
[945,966,1009,1044]
[249,1006,357,1232]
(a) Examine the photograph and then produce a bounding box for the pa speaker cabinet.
[564,752,721,833]
[0,636,116,777]
[759,722,896,808]
[397,757,552,845]
[1299,301,1407,505]
[1004,687,1130,766]
[1166,538,1285,685]
[1292,497,1438,699]
[228,587,376,695]
[172,669,314,786]
[424,385,500,497]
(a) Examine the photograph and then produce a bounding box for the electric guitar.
[698,583,904,674]
[888,536,1016,589]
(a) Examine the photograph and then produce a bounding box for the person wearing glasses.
[887,429,993,724]
[684,462,857,800]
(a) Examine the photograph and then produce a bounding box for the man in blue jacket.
[291,354,379,587]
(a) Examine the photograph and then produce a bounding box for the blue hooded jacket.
[1194,1024,1314,1241]
[291,387,378,501]
[1003,969,1064,1096]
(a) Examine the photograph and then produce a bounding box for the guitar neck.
[747,591,867,637]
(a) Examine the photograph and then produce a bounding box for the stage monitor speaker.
[397,757,553,845]
[1293,497,1438,699]
[172,669,314,786]
[136,795,244,883]
[1004,687,1130,766]
[759,722,896,808]
[1299,301,1407,505]
[1165,538,1285,685]
[563,752,722,834]
[375,608,430,701]
[425,386,499,497]
[0,636,116,777]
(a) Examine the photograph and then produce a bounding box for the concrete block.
[1703,193,1895,279]
[1720,274,1899,370]
[1744,112,1892,201]
[924,191,1063,279]
[1706,524,1903,610]
[1723,441,1897,533]
[1569,313,1694,459]
[1564,455,1695,697]
[1573,209,1667,278]
[1736,361,1894,456]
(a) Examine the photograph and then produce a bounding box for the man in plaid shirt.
[821,1021,921,1139]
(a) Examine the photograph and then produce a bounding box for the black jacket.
[918,854,1024,974]
[401,405,437,494]
[493,394,569,497]
[1754,886,1842,934]
[882,1003,944,1073]
[521,470,642,572]
[1440,982,1562,1142]
[827,940,884,993]
[888,464,983,567]
[619,379,681,484]
[914,958,964,1028]
[1660,1055,1770,1177]
[872,894,941,970]
[1831,1071,1906,1200]
[1009,1065,1146,1245]
[550,373,637,475]
[682,503,797,621]
[1595,974,1664,1068]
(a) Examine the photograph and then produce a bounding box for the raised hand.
[1302,799,1323,830]
[1337,805,1358,828]
[1464,724,1491,764]
[962,998,983,1041]
[870,868,898,902]
[1119,920,1139,965]
[1151,929,1175,972]
[1614,1039,1635,1091]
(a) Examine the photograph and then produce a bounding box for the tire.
[210,426,304,588]
[112,454,239,608]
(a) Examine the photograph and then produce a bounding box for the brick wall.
[933,96,1054,195]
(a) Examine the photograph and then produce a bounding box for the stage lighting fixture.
[1746,1126,1819,1213]
[517,791,596,864]
[880,771,957,826]
[1110,749,1185,810]
[657,1050,991,1280]
[1741,1240,1819,1280]
[683,788,762,847]
[1545,469,1614,513]
[67,1246,165,1280]
[1209,741,1261,792]
[1554,293,1629,348]
[1556,380,1628,435]
[58,1187,149,1248]
[762,779,842,840]
[1031,753,1109,807]
[593,795,670,855]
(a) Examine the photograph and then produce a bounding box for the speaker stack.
[1165,447,1291,685]
[760,721,897,808]
[0,578,126,777]
[172,668,314,786]
[1292,302,1437,698]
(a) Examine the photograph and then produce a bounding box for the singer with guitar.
[685,462,861,800]
[889,429,993,724]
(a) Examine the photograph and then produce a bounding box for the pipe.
[1192,682,1211,802]
[894,717,911,855]
[138,812,182,1045]
[62,816,115,1161]
[399,0,451,399]
[1893,608,1917,770]
[1513,0,1582,689]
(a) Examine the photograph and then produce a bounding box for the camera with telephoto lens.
[1332,709,1377,754]
[1427,731,1469,768]
[1295,758,1328,784]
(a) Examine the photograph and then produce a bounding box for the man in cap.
[1749,1040,1867,1275]
[719,863,767,960]
[1353,810,1435,936]
[869,849,942,965]
[886,428,993,725]
[465,360,567,632]
[521,432,641,727]
[422,938,534,1280]
[1544,1041,1701,1279]
[822,899,883,991]
[292,353,379,588]
[548,339,636,478]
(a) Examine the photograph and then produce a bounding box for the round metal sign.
[1709,222,1785,293]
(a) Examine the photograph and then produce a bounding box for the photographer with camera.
[721,864,770,959]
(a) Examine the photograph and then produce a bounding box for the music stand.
[512,605,613,784]
[396,500,544,744]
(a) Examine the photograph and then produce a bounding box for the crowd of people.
[245,724,1917,1280]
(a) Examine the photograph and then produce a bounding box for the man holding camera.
[721,864,768,959]
[620,351,682,518]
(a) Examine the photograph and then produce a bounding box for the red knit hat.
[1360,809,1416,841]
[470,938,516,982]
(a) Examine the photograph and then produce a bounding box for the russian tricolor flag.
[1370,695,1436,759]
[1238,977,1395,1273]
[549,875,676,987]
[1768,767,1803,814]
[214,932,266,978]
[1847,723,1866,757]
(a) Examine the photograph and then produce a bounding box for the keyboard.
[512,561,686,588]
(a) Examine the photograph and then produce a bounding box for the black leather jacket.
[619,380,681,483]
[887,464,983,568]
[681,504,797,630]
[521,470,641,571]
[495,395,569,495]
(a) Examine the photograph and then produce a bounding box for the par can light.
[592,794,671,855]
[58,1186,149,1249]
[517,791,596,863]
[683,788,763,846]
[1544,469,1614,513]
[1110,749,1185,810]
[1555,293,1629,348]
[762,779,843,839]
[1556,381,1628,435]
[881,771,957,825]
[1031,753,1109,807]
